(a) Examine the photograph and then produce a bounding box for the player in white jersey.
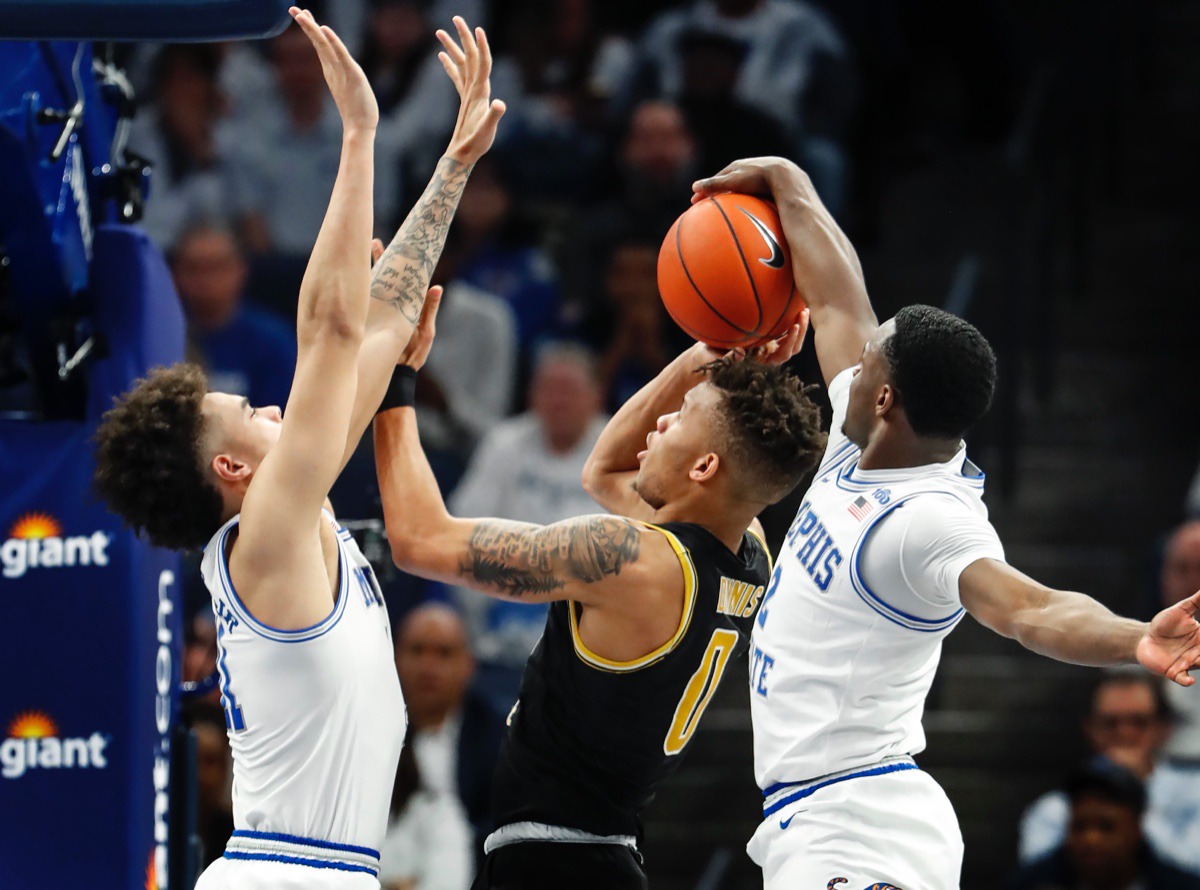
[692,157,1200,890]
[92,11,505,887]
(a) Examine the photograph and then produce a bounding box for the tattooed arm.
[374,402,679,607]
[337,18,505,471]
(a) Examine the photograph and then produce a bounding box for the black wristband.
[377,365,418,414]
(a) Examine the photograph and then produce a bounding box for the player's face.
[634,384,720,510]
[201,392,284,476]
[842,320,896,447]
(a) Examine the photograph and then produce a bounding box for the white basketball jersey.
[750,368,1002,789]
[200,512,406,857]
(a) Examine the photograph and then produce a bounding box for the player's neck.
[655,500,757,554]
[858,432,960,471]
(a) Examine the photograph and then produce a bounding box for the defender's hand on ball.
[399,287,443,372]
[437,17,506,165]
[289,8,378,134]
[691,157,798,204]
[1138,589,1200,687]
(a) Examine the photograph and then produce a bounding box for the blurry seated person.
[449,343,608,710]
[1006,760,1197,889]
[380,605,505,888]
[596,241,690,412]
[171,223,297,411]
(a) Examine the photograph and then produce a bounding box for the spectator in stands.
[128,45,234,248]
[416,226,518,464]
[1018,671,1200,875]
[559,100,697,329]
[361,0,459,226]
[449,342,607,710]
[187,703,234,867]
[171,223,297,411]
[228,24,344,256]
[596,240,690,411]
[1006,760,1197,889]
[182,612,218,694]
[489,0,626,201]
[380,604,505,888]
[636,0,853,211]
[452,157,561,355]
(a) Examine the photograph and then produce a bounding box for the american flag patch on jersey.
[847,495,874,521]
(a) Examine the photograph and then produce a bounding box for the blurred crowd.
[145,0,1200,887]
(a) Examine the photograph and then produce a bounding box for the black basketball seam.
[675,201,757,337]
[710,195,765,331]
[757,282,801,346]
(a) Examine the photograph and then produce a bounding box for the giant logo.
[1,711,109,779]
[1,512,111,579]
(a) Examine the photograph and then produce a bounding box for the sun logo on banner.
[8,711,59,738]
[144,852,158,890]
[9,512,63,540]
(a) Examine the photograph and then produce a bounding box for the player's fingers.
[483,99,506,128]
[437,52,465,93]
[476,27,493,82]
[435,28,467,69]
[453,17,478,73]
[320,23,357,69]
[292,8,333,57]
[1179,590,1200,619]
[371,238,385,265]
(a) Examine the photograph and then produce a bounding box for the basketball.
[657,193,805,349]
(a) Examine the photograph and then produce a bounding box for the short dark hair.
[1065,757,1147,816]
[708,361,827,504]
[882,305,997,439]
[92,364,224,551]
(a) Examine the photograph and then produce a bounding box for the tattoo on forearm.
[371,156,472,323]
[459,517,642,597]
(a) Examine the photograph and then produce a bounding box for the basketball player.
[691,156,1200,889]
[92,11,504,887]
[374,309,824,887]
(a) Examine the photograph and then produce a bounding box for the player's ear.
[690,452,720,483]
[212,453,251,484]
[876,383,896,417]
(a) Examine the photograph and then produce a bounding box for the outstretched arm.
[693,157,876,386]
[339,18,506,470]
[961,559,1200,686]
[582,323,807,518]
[373,297,677,608]
[237,9,377,572]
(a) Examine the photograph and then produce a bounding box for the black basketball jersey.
[489,521,773,839]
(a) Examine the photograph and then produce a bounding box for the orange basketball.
[657,194,805,349]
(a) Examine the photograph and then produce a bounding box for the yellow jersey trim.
[747,527,774,573]
[569,522,698,673]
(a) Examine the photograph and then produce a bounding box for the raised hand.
[1138,590,1200,686]
[750,309,811,367]
[289,7,378,134]
[436,16,506,165]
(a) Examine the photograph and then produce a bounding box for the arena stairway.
[641,3,1200,887]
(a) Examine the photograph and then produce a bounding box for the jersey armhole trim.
[848,495,965,633]
[216,521,350,643]
[746,527,774,573]
[567,522,698,673]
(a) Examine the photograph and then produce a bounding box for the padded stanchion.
[0,0,292,41]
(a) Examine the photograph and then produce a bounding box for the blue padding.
[0,0,292,41]
[87,223,185,420]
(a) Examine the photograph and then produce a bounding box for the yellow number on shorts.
[663,628,740,755]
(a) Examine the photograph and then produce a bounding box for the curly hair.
[882,305,997,439]
[708,361,827,504]
[92,364,225,551]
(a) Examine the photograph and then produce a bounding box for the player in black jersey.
[374,303,827,888]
